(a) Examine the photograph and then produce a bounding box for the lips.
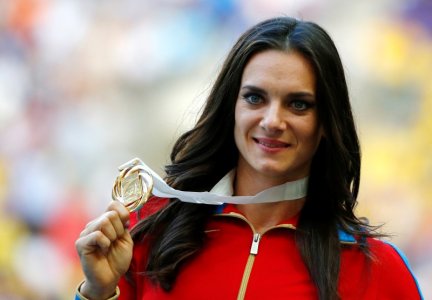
[254,138,290,148]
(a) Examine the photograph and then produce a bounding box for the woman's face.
[234,49,323,184]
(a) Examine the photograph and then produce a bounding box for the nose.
[259,102,287,132]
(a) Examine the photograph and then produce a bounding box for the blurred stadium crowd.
[0,0,431,299]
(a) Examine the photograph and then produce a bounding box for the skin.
[234,50,323,233]
[75,49,323,297]
[75,201,132,299]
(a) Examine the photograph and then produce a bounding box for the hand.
[75,201,133,299]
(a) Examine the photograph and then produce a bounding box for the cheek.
[233,107,243,148]
[234,118,248,149]
[234,105,247,137]
[234,122,241,147]
[234,104,260,134]
[233,106,256,153]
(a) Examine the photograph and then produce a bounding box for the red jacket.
[119,198,423,299]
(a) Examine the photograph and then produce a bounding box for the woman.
[75,17,423,299]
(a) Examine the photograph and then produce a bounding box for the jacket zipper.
[215,211,356,299]
[237,233,261,300]
[216,212,295,300]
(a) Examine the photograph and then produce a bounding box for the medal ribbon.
[119,158,308,205]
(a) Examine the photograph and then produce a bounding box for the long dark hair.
[131,17,378,299]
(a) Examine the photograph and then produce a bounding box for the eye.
[290,100,313,111]
[243,93,263,105]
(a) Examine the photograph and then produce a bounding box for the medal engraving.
[112,158,153,212]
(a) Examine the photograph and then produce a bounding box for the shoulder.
[367,238,413,270]
[339,237,423,299]
[367,238,424,299]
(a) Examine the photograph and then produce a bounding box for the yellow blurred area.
[358,17,432,215]
[364,20,432,86]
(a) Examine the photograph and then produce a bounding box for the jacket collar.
[210,170,357,244]
[214,203,357,244]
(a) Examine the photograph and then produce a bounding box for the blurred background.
[0,0,430,299]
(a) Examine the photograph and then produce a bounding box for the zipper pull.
[250,233,261,255]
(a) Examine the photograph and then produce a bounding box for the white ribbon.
[119,158,308,205]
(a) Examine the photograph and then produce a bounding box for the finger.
[76,230,111,256]
[79,201,131,238]
[104,210,128,238]
[80,211,125,240]
[98,213,119,242]
[100,210,131,241]
[106,201,130,226]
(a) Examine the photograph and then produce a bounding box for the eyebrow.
[241,85,267,93]
[240,85,315,99]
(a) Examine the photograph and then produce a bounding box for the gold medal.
[112,158,154,212]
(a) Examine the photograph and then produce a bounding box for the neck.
[234,168,298,197]
[234,168,306,233]
[236,200,305,233]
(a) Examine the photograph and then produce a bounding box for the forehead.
[241,50,316,93]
